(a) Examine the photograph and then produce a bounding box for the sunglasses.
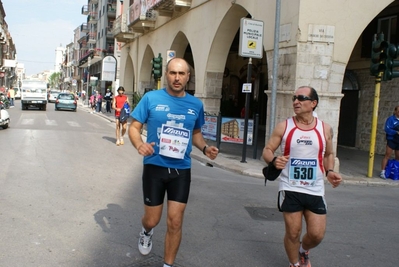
[292,95,313,102]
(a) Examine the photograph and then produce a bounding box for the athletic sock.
[163,263,173,267]
[299,243,307,254]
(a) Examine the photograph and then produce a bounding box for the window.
[378,15,397,43]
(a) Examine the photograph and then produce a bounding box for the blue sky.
[3,0,87,75]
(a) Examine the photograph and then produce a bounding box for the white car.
[48,90,60,103]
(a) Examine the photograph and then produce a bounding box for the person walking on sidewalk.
[380,105,399,179]
[262,86,342,267]
[128,58,219,267]
[104,88,113,113]
[112,86,130,146]
[96,92,103,113]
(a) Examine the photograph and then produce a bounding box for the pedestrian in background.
[262,86,342,267]
[8,86,15,107]
[104,88,113,113]
[96,92,103,113]
[380,105,399,179]
[128,58,219,267]
[112,86,130,146]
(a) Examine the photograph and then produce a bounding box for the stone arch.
[139,45,155,93]
[123,54,134,96]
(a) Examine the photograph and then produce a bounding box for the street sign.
[239,18,264,59]
[242,83,252,93]
[101,56,117,81]
[167,50,176,62]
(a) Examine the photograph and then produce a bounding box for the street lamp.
[86,57,91,107]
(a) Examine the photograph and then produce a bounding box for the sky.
[3,0,88,75]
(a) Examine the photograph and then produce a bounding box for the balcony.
[107,4,116,18]
[87,32,96,44]
[112,14,135,42]
[81,5,89,15]
[149,0,192,17]
[87,12,97,24]
[89,0,98,4]
[80,23,89,33]
[128,7,157,33]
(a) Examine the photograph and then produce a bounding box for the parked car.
[55,93,77,111]
[48,90,60,103]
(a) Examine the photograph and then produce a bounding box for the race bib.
[288,158,317,186]
[159,124,190,159]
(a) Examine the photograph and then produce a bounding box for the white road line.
[66,121,80,127]
[21,119,34,125]
[45,120,57,126]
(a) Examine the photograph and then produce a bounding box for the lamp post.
[86,57,91,107]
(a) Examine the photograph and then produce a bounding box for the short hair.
[298,86,319,111]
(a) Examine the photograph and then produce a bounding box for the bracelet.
[202,145,209,155]
[326,169,334,177]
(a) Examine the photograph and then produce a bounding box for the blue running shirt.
[131,88,205,169]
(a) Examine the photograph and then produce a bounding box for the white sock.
[299,243,307,254]
[163,263,172,267]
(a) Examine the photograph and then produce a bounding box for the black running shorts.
[142,164,191,206]
[277,190,327,215]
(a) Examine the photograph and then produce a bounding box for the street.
[1,100,399,267]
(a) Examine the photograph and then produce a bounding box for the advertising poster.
[202,116,253,145]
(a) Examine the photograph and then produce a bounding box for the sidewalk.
[80,102,399,187]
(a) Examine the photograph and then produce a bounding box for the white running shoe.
[380,170,386,179]
[138,227,153,255]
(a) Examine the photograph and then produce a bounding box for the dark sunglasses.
[292,95,313,102]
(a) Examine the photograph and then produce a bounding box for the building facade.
[111,0,399,167]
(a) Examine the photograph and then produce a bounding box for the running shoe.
[120,138,124,145]
[299,251,311,267]
[289,264,300,267]
[380,170,386,179]
[138,227,153,255]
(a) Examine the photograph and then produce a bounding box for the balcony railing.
[128,5,157,33]
[87,12,98,24]
[80,23,89,32]
[112,14,135,42]
[87,32,96,44]
[81,5,89,15]
[107,4,116,18]
[149,0,192,17]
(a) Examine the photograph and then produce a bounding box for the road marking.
[21,119,34,125]
[66,121,80,127]
[45,120,57,126]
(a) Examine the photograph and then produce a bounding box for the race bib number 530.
[288,158,317,185]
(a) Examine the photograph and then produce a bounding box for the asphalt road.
[1,100,398,267]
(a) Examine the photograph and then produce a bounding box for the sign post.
[238,17,264,163]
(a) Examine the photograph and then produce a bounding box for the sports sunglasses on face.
[292,95,313,102]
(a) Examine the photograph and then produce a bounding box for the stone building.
[112,0,399,167]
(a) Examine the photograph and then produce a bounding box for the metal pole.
[269,0,282,138]
[86,57,91,107]
[367,74,382,177]
[241,57,252,163]
[253,113,259,159]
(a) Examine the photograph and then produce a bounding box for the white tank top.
[279,117,326,196]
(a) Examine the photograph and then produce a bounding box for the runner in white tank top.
[262,86,342,267]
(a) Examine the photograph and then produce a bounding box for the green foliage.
[48,72,62,89]
[131,91,143,110]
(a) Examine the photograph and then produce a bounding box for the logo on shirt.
[155,105,170,111]
[187,109,196,115]
[296,135,313,145]
[167,113,186,120]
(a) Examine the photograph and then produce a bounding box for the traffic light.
[370,33,388,77]
[384,43,399,81]
[152,53,163,80]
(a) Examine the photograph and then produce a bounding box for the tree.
[48,72,62,90]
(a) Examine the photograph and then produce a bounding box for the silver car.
[48,90,60,103]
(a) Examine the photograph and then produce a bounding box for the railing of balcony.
[81,5,89,15]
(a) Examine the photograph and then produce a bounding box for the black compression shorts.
[142,164,191,206]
